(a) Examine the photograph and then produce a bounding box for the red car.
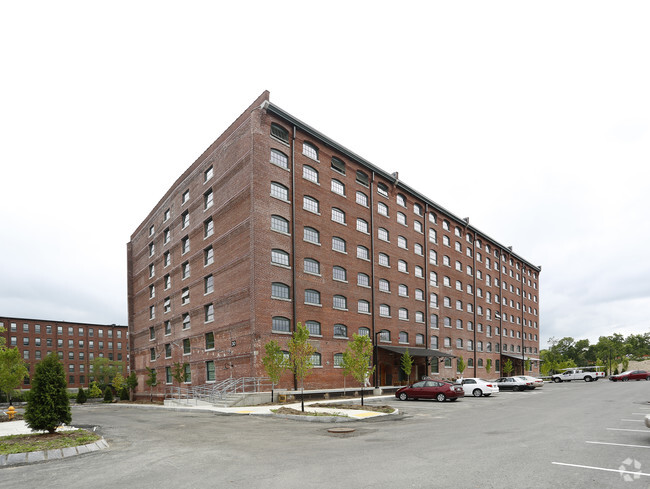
[396,380,465,402]
[609,370,650,381]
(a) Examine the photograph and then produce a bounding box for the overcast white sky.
[2,1,649,348]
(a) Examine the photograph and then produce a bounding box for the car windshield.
[618,371,633,375]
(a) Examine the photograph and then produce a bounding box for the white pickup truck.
[551,368,606,383]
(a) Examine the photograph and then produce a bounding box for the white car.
[493,377,534,391]
[517,375,544,388]
[455,378,500,397]
[645,414,650,429]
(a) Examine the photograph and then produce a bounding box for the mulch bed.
[0,414,24,423]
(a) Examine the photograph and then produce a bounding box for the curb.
[0,438,108,467]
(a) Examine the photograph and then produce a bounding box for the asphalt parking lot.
[1,380,649,488]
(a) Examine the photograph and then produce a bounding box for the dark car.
[609,370,650,382]
[395,380,465,402]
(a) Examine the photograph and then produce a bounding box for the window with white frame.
[332,236,346,253]
[331,207,345,224]
[304,258,320,275]
[303,196,319,214]
[332,266,347,282]
[357,245,370,260]
[271,182,289,201]
[331,179,345,196]
[333,295,347,310]
[356,191,368,206]
[271,249,290,267]
[271,215,290,234]
[379,279,390,292]
[303,165,319,184]
[356,218,369,233]
[303,142,318,160]
[303,226,319,244]
[270,149,289,169]
[357,273,370,287]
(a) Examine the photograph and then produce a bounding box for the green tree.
[103,386,114,402]
[262,340,286,403]
[126,372,138,401]
[524,357,532,373]
[286,323,315,412]
[171,362,187,389]
[485,358,492,375]
[24,353,71,433]
[457,355,466,379]
[0,323,6,349]
[90,357,125,385]
[621,357,630,372]
[341,334,375,406]
[88,381,103,398]
[145,367,158,401]
[503,358,514,376]
[120,386,129,401]
[112,372,125,393]
[401,349,414,384]
[76,387,87,404]
[0,347,29,403]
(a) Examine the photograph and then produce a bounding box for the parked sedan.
[493,377,534,391]
[396,380,465,402]
[516,375,544,388]
[455,378,499,397]
[609,370,650,381]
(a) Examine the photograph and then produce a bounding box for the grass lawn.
[0,429,101,455]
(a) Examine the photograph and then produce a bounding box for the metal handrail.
[165,377,272,406]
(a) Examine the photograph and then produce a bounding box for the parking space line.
[586,441,650,449]
[552,462,650,477]
[607,428,649,433]
[621,419,644,422]
[631,413,648,415]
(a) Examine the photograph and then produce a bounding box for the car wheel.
[647,376,650,381]
[472,389,482,397]
[514,386,522,392]
[436,393,446,402]
[399,392,408,401]
[553,378,561,383]
[585,376,592,382]
[623,377,629,382]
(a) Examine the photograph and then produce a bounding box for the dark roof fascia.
[501,352,541,362]
[265,102,541,273]
[378,345,456,358]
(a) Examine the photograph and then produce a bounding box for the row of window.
[430,335,538,354]
[9,337,122,350]
[1,322,124,338]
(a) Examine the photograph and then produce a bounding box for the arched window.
[357,300,370,314]
[331,179,345,196]
[379,329,391,342]
[399,331,408,343]
[356,170,369,187]
[333,295,347,310]
[333,353,344,367]
[303,226,319,244]
[331,207,346,224]
[357,245,370,260]
[331,157,345,174]
[271,282,290,299]
[270,149,288,169]
[379,304,391,317]
[396,193,406,207]
[379,279,390,292]
[271,215,289,234]
[310,352,322,366]
[271,182,288,201]
[306,321,321,336]
[416,333,424,345]
[305,289,321,305]
[431,335,439,349]
[270,123,289,143]
[398,308,409,320]
[271,249,289,266]
[272,316,290,333]
[358,327,370,337]
[377,182,389,197]
[303,196,319,213]
[334,324,348,338]
[332,266,347,282]
[303,165,319,183]
[332,236,346,253]
[303,142,318,160]
[304,258,320,275]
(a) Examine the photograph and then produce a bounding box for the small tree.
[342,334,375,406]
[485,358,492,375]
[172,362,187,389]
[103,386,114,403]
[0,324,6,349]
[401,349,414,384]
[457,356,467,379]
[524,357,532,373]
[262,340,286,403]
[90,358,125,385]
[76,387,87,404]
[145,367,158,401]
[112,372,125,393]
[286,323,315,412]
[88,381,103,398]
[126,372,138,401]
[120,386,129,401]
[503,358,514,376]
[622,357,630,372]
[24,353,71,433]
[0,347,29,403]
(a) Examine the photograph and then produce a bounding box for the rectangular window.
[206,361,215,381]
[205,332,215,350]
[205,275,214,294]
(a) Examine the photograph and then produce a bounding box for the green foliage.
[503,358,514,376]
[171,363,187,387]
[120,386,129,401]
[126,372,138,399]
[621,357,629,372]
[262,340,287,388]
[485,358,492,375]
[76,387,87,404]
[24,353,71,434]
[341,334,375,406]
[456,355,466,377]
[0,324,5,349]
[103,386,114,403]
[88,381,103,398]
[145,367,158,401]
[286,323,315,411]
[112,372,125,393]
[0,347,30,401]
[90,358,125,385]
[401,349,414,383]
[614,367,619,375]
[525,357,532,372]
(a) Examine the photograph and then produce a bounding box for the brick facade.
[127,91,541,398]
[0,317,128,389]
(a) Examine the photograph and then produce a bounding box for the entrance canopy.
[501,353,541,362]
[378,345,456,359]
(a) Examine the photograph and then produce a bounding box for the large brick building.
[0,317,128,389]
[127,91,541,397]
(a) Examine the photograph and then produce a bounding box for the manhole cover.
[328,428,355,434]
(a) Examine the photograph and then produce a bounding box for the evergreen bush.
[103,386,114,403]
[120,386,129,401]
[88,382,103,398]
[76,387,87,404]
[23,353,71,433]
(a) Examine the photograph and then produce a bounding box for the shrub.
[88,382,103,398]
[103,386,114,403]
[76,387,87,404]
[120,387,129,401]
[24,353,71,433]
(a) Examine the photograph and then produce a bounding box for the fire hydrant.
[6,405,16,421]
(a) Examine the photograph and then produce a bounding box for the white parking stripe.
[631,413,649,415]
[607,428,649,433]
[552,462,650,477]
[586,441,650,449]
[621,419,644,422]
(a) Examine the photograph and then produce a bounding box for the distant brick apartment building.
[0,317,128,389]
[127,91,541,398]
